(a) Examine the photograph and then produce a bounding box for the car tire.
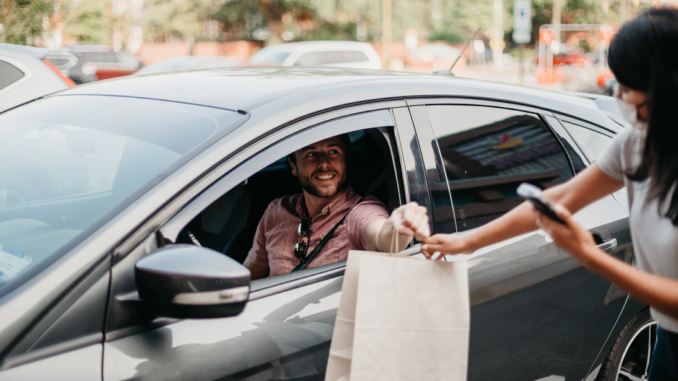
[595,308,657,381]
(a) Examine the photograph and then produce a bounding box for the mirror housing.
[135,244,250,319]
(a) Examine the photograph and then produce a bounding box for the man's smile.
[314,173,337,181]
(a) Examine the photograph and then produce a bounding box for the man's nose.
[317,153,331,168]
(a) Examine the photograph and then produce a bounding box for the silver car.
[0,43,74,112]
[0,67,648,381]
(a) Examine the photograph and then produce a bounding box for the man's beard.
[298,170,348,198]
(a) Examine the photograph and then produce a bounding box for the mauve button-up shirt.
[247,187,389,277]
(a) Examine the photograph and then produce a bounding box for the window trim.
[556,114,616,165]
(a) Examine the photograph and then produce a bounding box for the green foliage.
[63,0,110,43]
[0,0,55,45]
[145,0,210,41]
[427,29,466,44]
[215,0,317,44]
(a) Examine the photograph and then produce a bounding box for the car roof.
[0,43,47,60]
[256,41,376,53]
[50,66,617,131]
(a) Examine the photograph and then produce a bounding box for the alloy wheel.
[615,320,657,381]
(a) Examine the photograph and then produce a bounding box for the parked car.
[248,41,382,69]
[49,44,143,84]
[0,43,75,112]
[0,67,648,381]
[135,56,244,75]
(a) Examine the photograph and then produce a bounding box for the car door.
[102,107,420,381]
[402,99,632,381]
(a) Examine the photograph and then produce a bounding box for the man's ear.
[288,157,297,176]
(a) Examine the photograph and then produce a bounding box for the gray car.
[0,67,649,381]
[0,43,74,113]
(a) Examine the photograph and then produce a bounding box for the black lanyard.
[292,173,386,272]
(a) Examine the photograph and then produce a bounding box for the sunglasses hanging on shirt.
[294,218,312,261]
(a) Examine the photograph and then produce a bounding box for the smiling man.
[244,134,430,280]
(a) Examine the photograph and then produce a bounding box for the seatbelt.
[292,173,386,272]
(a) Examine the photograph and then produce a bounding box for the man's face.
[290,136,349,199]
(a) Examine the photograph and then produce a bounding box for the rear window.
[249,51,292,64]
[294,51,370,66]
[81,52,118,63]
[0,96,244,297]
[0,60,25,91]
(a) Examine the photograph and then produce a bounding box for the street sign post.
[513,0,531,85]
[513,0,532,44]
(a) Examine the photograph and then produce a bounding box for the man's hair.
[287,134,351,166]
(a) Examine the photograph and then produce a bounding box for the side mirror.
[135,244,250,319]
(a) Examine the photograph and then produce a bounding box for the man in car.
[244,134,430,280]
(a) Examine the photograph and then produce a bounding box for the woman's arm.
[536,204,678,320]
[422,164,624,257]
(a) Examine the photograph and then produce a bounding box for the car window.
[249,50,292,64]
[116,52,139,65]
[426,105,573,231]
[82,52,118,63]
[563,121,613,163]
[175,130,391,270]
[0,60,25,91]
[0,96,243,297]
[294,51,370,66]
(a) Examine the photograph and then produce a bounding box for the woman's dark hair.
[608,8,678,225]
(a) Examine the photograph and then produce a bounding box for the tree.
[144,0,211,42]
[214,0,317,44]
[0,0,55,45]
[63,0,110,44]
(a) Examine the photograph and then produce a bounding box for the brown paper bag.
[325,246,470,381]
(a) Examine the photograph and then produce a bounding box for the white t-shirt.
[597,127,678,332]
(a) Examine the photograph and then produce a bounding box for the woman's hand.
[421,234,474,260]
[532,203,598,267]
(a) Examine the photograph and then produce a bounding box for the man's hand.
[364,202,430,253]
[387,201,430,241]
[421,234,474,259]
[532,203,598,267]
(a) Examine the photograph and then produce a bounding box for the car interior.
[176,128,402,268]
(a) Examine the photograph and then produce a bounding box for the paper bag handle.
[388,221,401,256]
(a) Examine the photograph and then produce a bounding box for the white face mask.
[615,96,649,131]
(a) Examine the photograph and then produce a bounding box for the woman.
[422,8,678,379]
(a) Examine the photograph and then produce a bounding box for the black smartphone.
[517,183,567,225]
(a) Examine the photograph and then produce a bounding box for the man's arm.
[363,202,430,253]
[244,257,269,280]
[422,164,625,257]
[244,203,271,280]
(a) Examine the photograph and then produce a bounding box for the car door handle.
[597,238,618,253]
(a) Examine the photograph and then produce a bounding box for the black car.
[47,44,143,84]
[0,67,648,381]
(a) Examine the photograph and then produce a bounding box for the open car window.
[174,129,394,272]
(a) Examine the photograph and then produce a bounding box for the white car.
[0,43,74,112]
[248,41,382,69]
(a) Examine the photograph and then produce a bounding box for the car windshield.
[249,50,292,64]
[0,96,243,296]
